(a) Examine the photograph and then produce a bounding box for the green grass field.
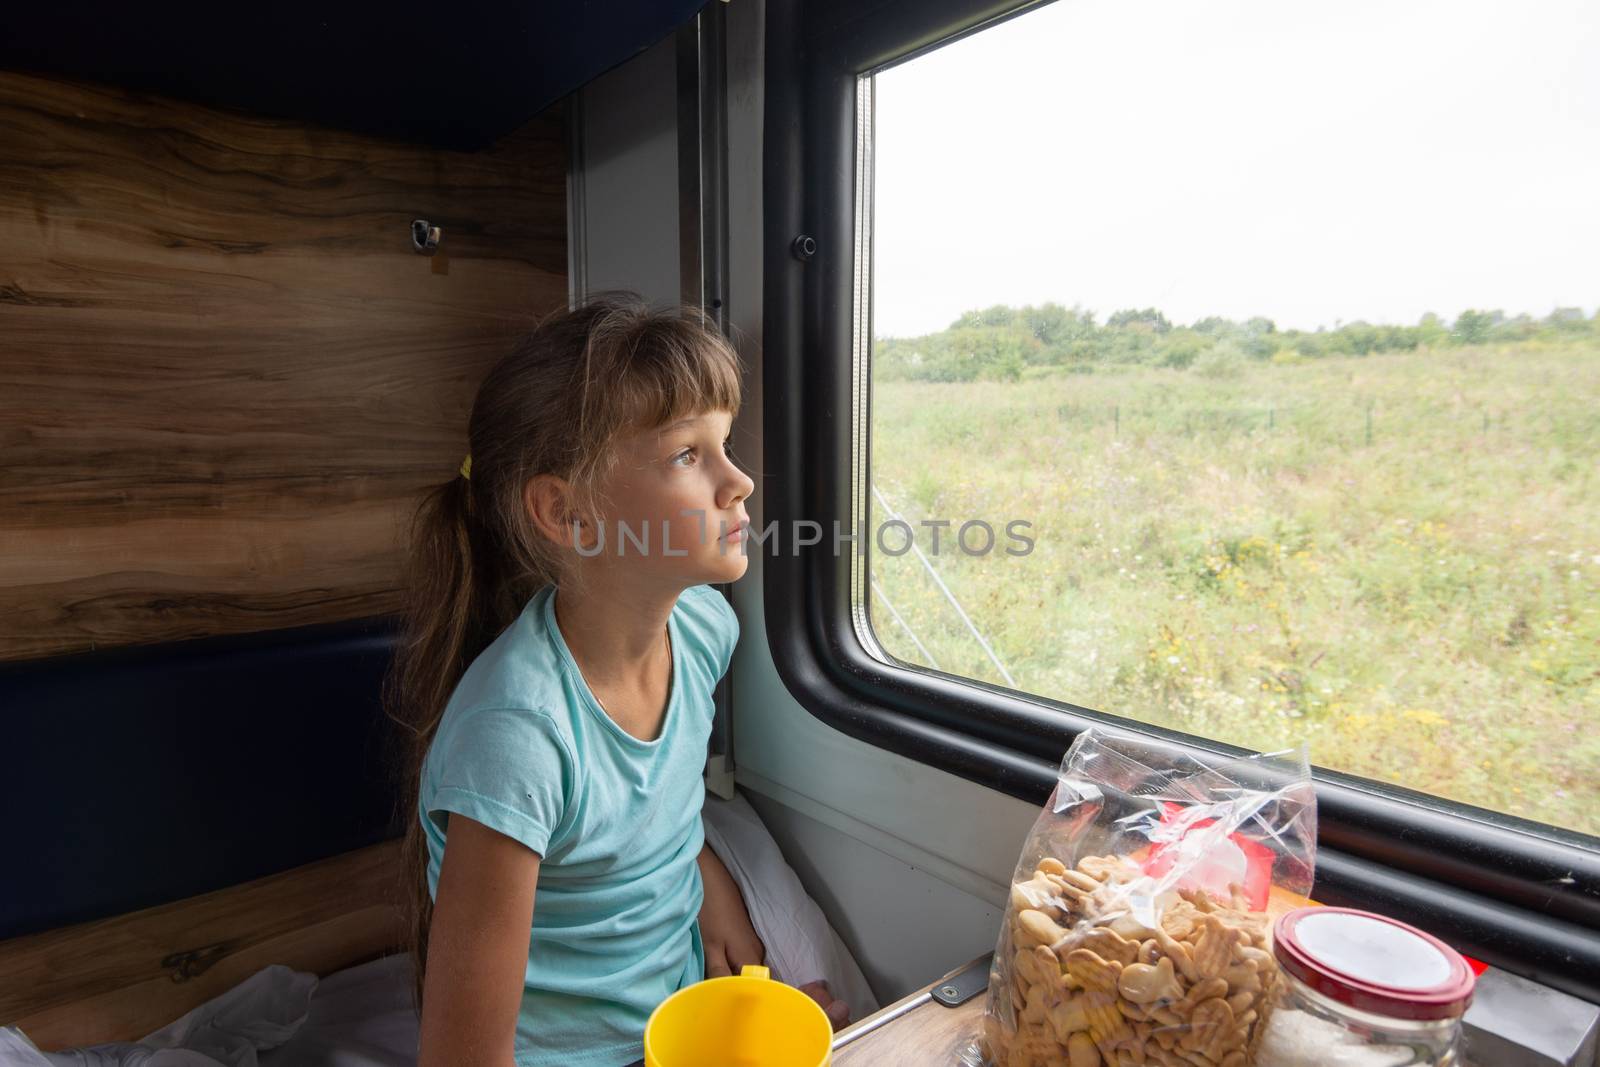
[868,341,1600,836]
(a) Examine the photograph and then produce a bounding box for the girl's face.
[594,409,754,588]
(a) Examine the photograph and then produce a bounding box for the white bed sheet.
[258,954,418,1067]
[0,955,417,1067]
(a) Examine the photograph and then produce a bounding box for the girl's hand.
[695,845,852,1031]
[697,844,765,977]
[798,980,852,1031]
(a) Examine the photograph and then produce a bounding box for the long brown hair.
[384,294,742,1010]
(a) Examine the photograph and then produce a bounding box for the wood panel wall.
[0,70,567,661]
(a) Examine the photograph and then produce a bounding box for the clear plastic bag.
[965,729,1316,1067]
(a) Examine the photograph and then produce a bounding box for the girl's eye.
[670,439,731,466]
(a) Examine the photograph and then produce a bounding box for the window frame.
[760,0,1600,1003]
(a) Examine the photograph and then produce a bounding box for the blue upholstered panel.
[0,617,402,940]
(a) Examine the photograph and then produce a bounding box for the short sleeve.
[427,707,572,857]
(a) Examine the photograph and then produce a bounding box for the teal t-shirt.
[419,583,738,1067]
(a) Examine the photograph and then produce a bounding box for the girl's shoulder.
[445,592,569,724]
[673,584,739,678]
[675,582,735,617]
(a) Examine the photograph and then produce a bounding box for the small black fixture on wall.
[411,219,441,255]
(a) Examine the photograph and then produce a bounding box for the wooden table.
[832,957,990,1066]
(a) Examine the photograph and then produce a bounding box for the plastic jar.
[1256,907,1477,1067]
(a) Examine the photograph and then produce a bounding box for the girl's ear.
[524,474,586,548]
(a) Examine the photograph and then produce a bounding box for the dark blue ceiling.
[2,1,709,149]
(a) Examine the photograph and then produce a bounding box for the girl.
[386,297,835,1066]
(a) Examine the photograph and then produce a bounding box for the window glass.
[864,0,1600,836]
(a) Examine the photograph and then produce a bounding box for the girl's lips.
[722,519,750,543]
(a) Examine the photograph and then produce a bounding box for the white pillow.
[702,790,880,1021]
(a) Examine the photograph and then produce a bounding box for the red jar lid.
[1273,907,1476,1021]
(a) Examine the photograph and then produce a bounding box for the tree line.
[874,303,1600,382]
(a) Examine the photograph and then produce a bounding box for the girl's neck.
[550,577,678,687]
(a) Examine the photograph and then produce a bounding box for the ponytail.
[385,474,511,1012]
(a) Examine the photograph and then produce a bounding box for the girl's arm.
[418,814,541,1067]
[696,842,765,977]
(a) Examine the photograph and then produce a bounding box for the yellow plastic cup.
[643,965,833,1067]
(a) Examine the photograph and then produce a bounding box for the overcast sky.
[871,0,1600,337]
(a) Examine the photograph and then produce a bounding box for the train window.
[861,0,1600,836]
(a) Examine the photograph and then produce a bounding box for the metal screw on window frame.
[940,985,959,999]
[791,234,817,261]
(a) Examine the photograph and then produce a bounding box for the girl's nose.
[719,459,755,509]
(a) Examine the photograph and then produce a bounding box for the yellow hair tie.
[459,455,472,480]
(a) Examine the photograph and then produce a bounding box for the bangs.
[591,311,743,435]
